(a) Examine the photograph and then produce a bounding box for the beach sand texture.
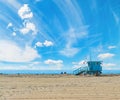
[0,74,120,100]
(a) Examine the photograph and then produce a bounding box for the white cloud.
[0,40,40,62]
[102,63,117,70]
[12,32,16,36]
[7,22,13,28]
[18,4,33,19]
[60,47,79,57]
[29,61,41,66]
[98,53,115,59]
[44,59,63,70]
[18,4,37,35]
[32,61,41,65]
[102,63,116,67]
[108,46,116,49]
[35,42,43,47]
[0,64,61,70]
[0,65,30,70]
[43,40,54,47]
[20,22,37,35]
[35,40,53,48]
[44,59,63,65]
[68,28,87,38]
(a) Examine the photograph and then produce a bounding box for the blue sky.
[0,0,120,71]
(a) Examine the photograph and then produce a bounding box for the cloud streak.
[7,22,13,28]
[53,1,88,57]
[44,59,63,65]
[44,59,63,70]
[98,53,115,59]
[60,27,88,57]
[103,63,116,67]
[108,46,116,49]
[53,0,84,27]
[60,47,79,57]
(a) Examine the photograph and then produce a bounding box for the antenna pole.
[90,47,92,61]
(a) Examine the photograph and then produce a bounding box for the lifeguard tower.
[73,61,102,76]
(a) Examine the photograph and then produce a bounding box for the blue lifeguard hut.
[73,61,102,76]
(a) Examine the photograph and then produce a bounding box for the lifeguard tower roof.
[87,61,102,63]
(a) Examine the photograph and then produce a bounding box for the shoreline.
[0,73,120,77]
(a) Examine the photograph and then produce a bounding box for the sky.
[0,0,120,71]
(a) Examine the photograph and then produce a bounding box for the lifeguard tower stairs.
[73,61,102,76]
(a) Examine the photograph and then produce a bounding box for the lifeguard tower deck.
[73,61,102,76]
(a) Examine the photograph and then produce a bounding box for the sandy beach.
[0,74,120,100]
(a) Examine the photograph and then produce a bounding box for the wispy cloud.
[0,0,21,10]
[44,59,63,65]
[7,22,13,28]
[44,59,63,70]
[29,61,41,66]
[0,40,40,62]
[112,10,119,25]
[102,63,117,70]
[53,0,84,27]
[66,27,88,47]
[53,0,88,57]
[60,27,88,57]
[98,53,115,59]
[60,47,79,57]
[103,63,116,67]
[0,65,29,70]
[108,45,116,49]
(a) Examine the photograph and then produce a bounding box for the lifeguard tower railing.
[73,66,88,75]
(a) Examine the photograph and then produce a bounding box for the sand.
[0,74,120,100]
